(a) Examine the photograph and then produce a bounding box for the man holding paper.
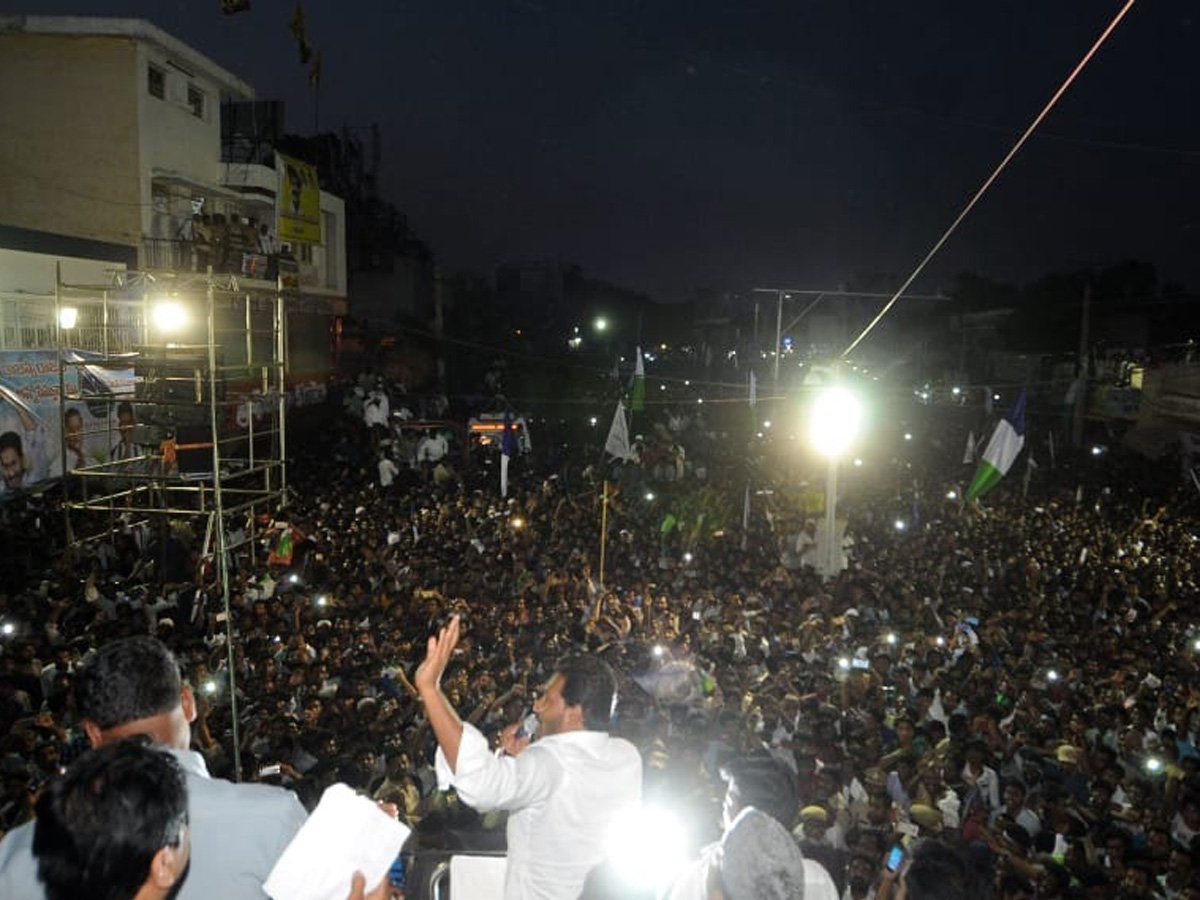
[416,615,642,900]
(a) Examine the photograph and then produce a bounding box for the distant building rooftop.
[0,14,254,100]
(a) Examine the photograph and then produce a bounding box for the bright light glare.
[935,636,946,647]
[763,420,772,428]
[1193,637,1200,652]
[807,386,863,458]
[1047,669,1059,682]
[837,657,850,670]
[288,573,300,584]
[885,632,897,645]
[644,492,655,502]
[946,490,958,500]
[604,806,688,891]
[903,432,913,442]
[652,645,665,658]
[853,458,864,467]
[951,386,961,396]
[203,680,217,695]
[894,519,906,531]
[682,552,693,564]
[511,517,525,530]
[1145,757,1163,774]
[58,306,79,329]
[316,596,328,608]
[1091,445,1104,457]
[593,317,608,332]
[152,300,188,333]
[589,416,598,426]
[1,622,14,636]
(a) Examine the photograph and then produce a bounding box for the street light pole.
[824,451,838,575]
[773,289,783,388]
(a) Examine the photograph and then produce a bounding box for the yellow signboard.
[275,152,322,245]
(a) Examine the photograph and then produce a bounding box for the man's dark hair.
[116,400,134,418]
[720,755,799,830]
[903,840,985,900]
[64,407,82,424]
[33,738,188,900]
[556,655,617,731]
[76,637,182,730]
[0,431,22,454]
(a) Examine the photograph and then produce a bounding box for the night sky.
[8,1,1199,300]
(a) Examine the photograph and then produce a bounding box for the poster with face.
[0,350,134,499]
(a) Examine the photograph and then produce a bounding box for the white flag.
[963,431,977,465]
[604,400,633,461]
[749,371,757,408]
[500,452,510,498]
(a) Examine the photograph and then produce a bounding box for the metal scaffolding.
[55,265,291,781]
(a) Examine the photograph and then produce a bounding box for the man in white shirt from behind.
[416,615,642,900]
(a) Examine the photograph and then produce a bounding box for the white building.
[0,15,346,375]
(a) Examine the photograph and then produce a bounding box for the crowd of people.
[1,370,1200,899]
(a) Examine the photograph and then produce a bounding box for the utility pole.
[1071,282,1091,447]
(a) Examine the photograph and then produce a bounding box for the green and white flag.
[631,346,646,411]
[967,390,1026,501]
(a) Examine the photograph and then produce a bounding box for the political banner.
[0,349,135,500]
[276,151,322,245]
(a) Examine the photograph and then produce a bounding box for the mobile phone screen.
[886,845,905,872]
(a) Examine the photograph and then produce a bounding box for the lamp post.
[807,385,862,578]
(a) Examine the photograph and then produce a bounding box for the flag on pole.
[631,347,646,412]
[966,390,1026,502]
[962,431,977,465]
[500,412,518,497]
[749,371,757,408]
[605,400,634,461]
[741,485,751,550]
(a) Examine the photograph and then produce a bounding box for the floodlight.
[593,317,608,332]
[807,386,863,458]
[152,300,188,333]
[58,306,79,330]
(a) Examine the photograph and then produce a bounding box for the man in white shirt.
[416,615,642,900]
[378,453,398,489]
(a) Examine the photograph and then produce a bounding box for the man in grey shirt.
[0,636,308,899]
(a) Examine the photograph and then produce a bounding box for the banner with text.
[275,151,322,245]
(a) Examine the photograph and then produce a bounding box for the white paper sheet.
[264,783,410,900]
